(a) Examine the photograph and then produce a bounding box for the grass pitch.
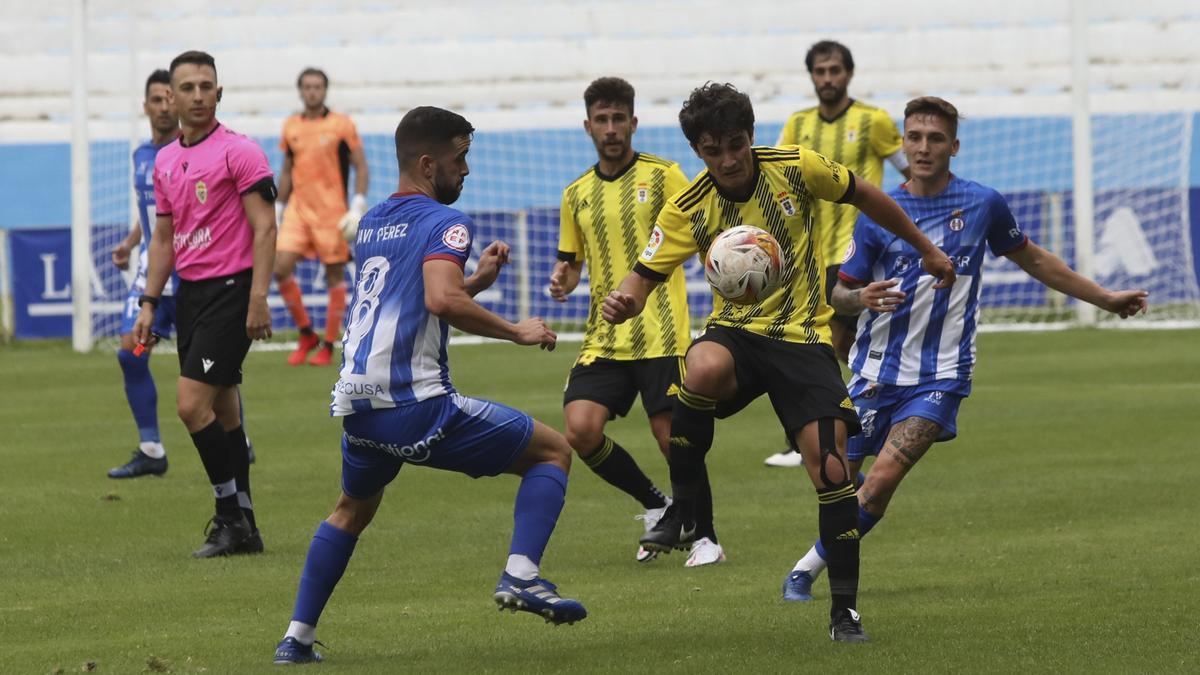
[0,329,1197,673]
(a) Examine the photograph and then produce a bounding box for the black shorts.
[825,264,858,332]
[176,269,253,386]
[693,324,861,440]
[563,356,682,420]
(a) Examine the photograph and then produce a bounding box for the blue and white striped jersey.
[331,192,475,416]
[133,139,176,295]
[841,175,1027,387]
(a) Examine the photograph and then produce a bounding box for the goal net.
[84,112,1198,346]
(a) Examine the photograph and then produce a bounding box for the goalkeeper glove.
[339,193,368,242]
[274,201,286,227]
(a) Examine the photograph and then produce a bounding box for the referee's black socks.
[582,436,667,510]
[190,419,241,520]
[667,387,716,524]
[228,424,256,530]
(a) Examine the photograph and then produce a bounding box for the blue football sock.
[117,348,159,443]
[291,521,358,626]
[509,463,568,565]
[814,505,883,561]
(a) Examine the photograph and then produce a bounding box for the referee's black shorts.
[691,324,861,441]
[176,268,253,386]
[563,355,682,419]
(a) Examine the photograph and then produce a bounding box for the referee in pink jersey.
[134,50,277,558]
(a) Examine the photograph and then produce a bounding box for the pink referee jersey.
[153,122,274,281]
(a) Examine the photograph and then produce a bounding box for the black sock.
[190,420,240,519]
[582,437,667,509]
[668,387,716,524]
[299,325,315,336]
[228,425,256,530]
[818,480,860,614]
[320,340,335,350]
[694,469,717,543]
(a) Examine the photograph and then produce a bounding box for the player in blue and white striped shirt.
[274,107,586,665]
[782,96,1148,601]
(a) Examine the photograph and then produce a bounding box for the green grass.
[1,330,1197,673]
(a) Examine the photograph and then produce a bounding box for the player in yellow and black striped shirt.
[547,77,720,566]
[777,41,910,364]
[766,40,913,469]
[602,83,956,641]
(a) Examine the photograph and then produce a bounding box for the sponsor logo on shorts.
[443,224,470,251]
[858,408,877,437]
[344,428,444,463]
[202,358,214,373]
[924,391,945,405]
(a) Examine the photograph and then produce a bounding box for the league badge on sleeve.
[443,224,470,251]
[641,226,665,261]
[842,239,856,264]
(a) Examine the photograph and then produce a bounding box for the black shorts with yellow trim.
[692,324,861,440]
[563,355,683,420]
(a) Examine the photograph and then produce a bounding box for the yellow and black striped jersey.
[635,146,855,346]
[777,100,902,265]
[559,152,692,361]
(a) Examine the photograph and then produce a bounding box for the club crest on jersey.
[949,209,965,232]
[636,183,649,203]
[195,180,207,204]
[443,224,470,251]
[642,225,665,260]
[777,191,797,217]
[847,128,858,143]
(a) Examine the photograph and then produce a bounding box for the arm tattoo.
[883,417,941,468]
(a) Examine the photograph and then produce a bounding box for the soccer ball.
[704,225,784,304]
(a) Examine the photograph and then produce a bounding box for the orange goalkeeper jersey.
[280,108,363,227]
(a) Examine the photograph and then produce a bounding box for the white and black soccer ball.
[704,225,784,305]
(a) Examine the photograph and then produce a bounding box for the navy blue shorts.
[846,377,967,462]
[339,393,534,499]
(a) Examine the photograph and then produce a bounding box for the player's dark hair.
[394,106,475,170]
[583,77,635,116]
[805,40,854,73]
[168,50,217,79]
[144,69,170,98]
[904,96,961,138]
[296,67,329,89]
[678,82,755,146]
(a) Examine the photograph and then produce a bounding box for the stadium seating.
[2,0,1199,136]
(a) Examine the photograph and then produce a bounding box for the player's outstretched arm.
[602,271,659,324]
[831,278,907,315]
[425,259,556,350]
[464,240,510,297]
[1007,242,1148,318]
[850,181,956,289]
[549,260,583,302]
